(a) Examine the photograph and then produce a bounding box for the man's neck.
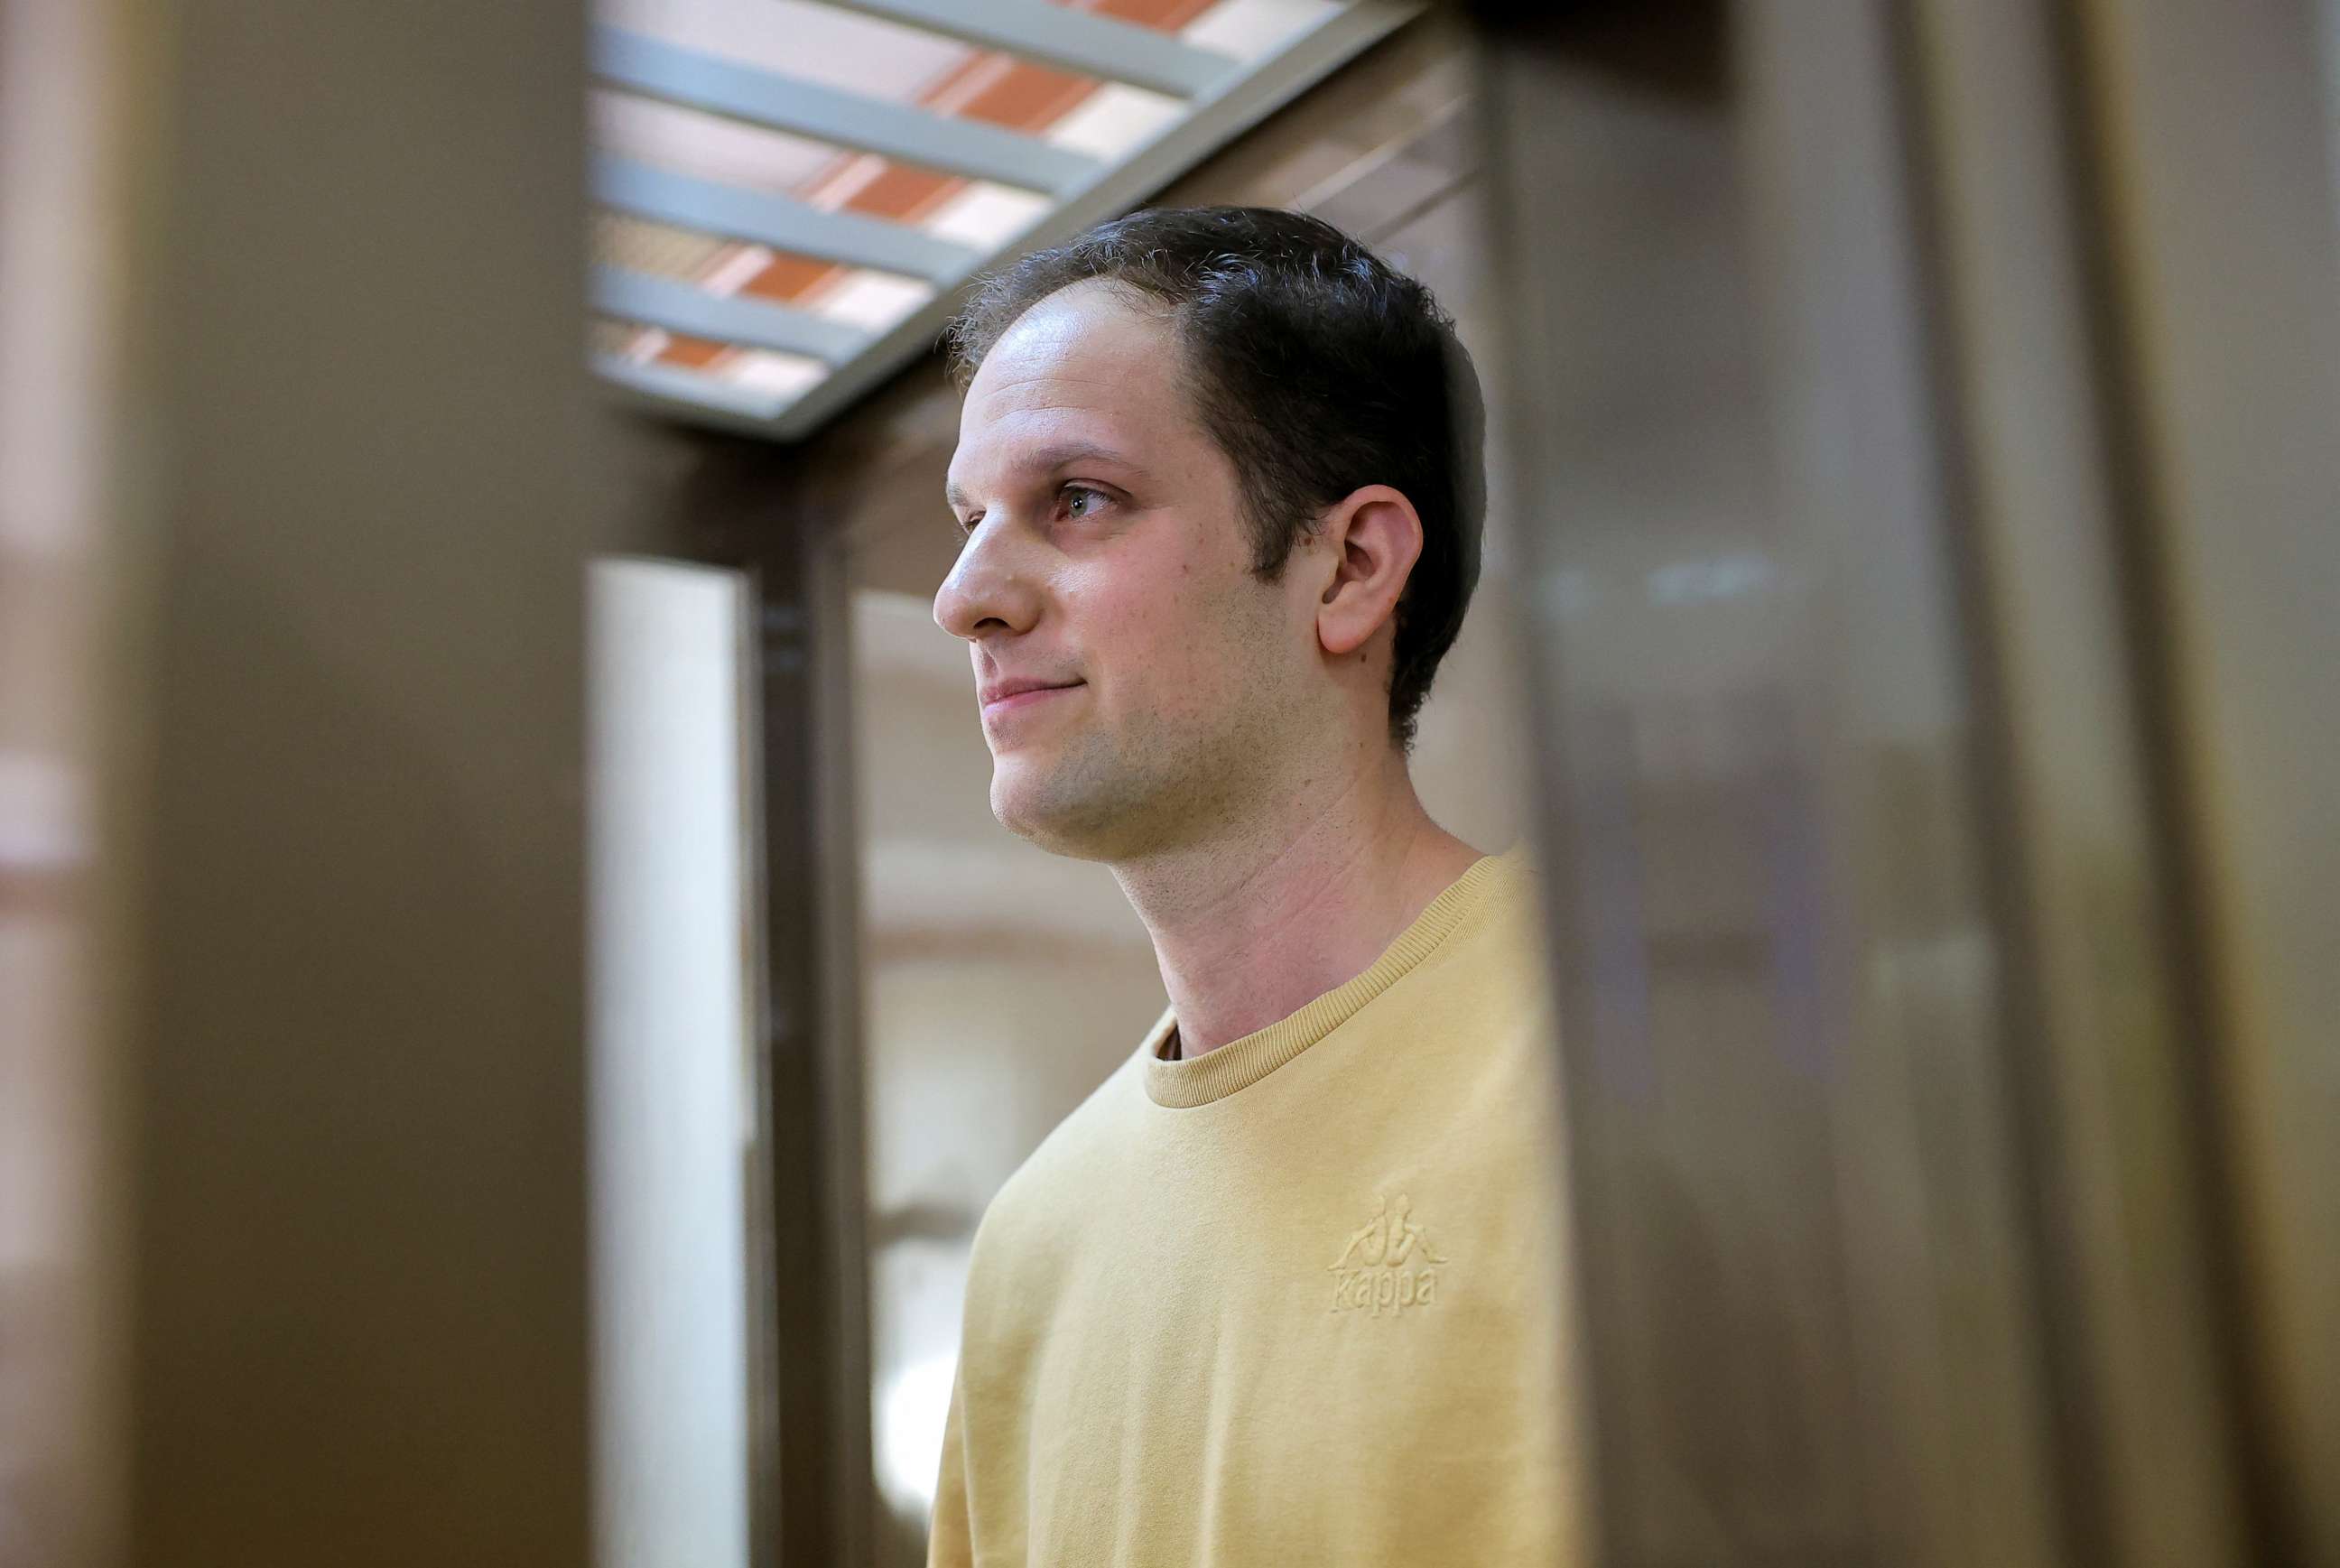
[1111,750,1484,1060]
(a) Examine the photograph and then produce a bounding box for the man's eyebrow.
[944,442,1149,512]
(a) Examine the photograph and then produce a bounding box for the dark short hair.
[945,206,1485,750]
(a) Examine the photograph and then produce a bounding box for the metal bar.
[593,154,979,284]
[593,26,1100,196]
[593,266,869,362]
[636,444,882,1568]
[803,515,878,1568]
[825,0,1238,98]
[590,355,789,422]
[766,1,1418,438]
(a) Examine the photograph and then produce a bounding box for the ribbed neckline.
[1139,850,1515,1109]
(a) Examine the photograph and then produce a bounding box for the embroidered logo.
[1328,1193,1447,1316]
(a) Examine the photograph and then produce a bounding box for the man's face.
[936,282,1314,858]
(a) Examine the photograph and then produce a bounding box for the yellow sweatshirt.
[928,849,1579,1566]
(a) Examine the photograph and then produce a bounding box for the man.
[928,207,1573,1565]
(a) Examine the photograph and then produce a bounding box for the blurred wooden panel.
[1909,0,2260,1561]
[112,0,611,1563]
[1476,5,2066,1563]
[2073,0,2340,1558]
[1480,0,2340,1562]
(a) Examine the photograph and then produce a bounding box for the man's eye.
[1062,487,1106,519]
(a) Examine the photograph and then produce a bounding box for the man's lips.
[980,679,1083,717]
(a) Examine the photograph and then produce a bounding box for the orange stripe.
[658,333,737,369]
[661,0,1221,368]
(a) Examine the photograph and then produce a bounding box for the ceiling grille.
[590,0,1417,438]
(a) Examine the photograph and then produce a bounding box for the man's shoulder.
[967,1039,1153,1276]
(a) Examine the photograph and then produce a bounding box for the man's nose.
[933,520,1043,643]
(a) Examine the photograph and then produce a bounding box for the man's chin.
[989,765,1119,860]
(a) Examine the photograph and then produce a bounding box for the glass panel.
[1477,7,2064,1563]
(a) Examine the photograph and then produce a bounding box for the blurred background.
[3,1,2335,1566]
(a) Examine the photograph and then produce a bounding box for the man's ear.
[1314,484,1424,657]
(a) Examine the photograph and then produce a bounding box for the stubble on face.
[990,582,1297,862]
[952,284,1316,864]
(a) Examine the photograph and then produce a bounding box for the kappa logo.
[1327,1193,1447,1316]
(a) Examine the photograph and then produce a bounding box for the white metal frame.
[591,1,1422,439]
[595,28,1101,195]
[826,0,1239,97]
[595,154,981,283]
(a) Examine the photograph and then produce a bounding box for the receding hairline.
[949,279,1219,498]
[950,274,1184,391]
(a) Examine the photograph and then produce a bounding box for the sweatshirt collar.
[1140,849,1515,1109]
